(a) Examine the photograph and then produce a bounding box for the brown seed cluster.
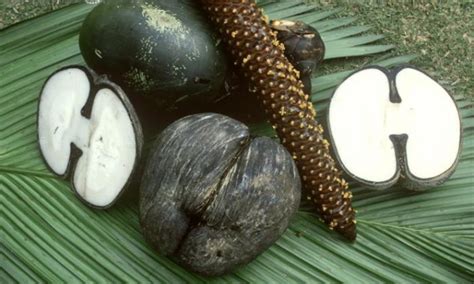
[200,0,356,241]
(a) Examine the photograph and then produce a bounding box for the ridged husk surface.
[140,113,301,276]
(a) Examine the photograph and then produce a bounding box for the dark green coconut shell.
[79,0,229,109]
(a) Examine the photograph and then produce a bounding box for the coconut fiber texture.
[200,0,356,240]
[139,113,301,276]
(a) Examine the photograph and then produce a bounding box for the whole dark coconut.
[79,0,229,108]
[139,113,301,276]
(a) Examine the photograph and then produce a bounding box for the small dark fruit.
[328,65,462,190]
[213,20,325,122]
[139,113,301,276]
[37,65,143,208]
[271,19,325,94]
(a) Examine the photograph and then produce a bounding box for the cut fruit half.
[328,65,462,190]
[38,65,143,208]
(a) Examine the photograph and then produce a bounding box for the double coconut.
[37,66,143,208]
[328,66,462,189]
[140,113,301,276]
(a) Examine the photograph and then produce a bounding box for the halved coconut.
[328,65,462,190]
[37,65,143,208]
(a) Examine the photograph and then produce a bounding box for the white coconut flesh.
[38,68,137,207]
[329,67,460,183]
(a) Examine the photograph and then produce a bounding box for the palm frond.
[1,1,473,282]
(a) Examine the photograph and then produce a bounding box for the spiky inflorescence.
[200,0,356,241]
